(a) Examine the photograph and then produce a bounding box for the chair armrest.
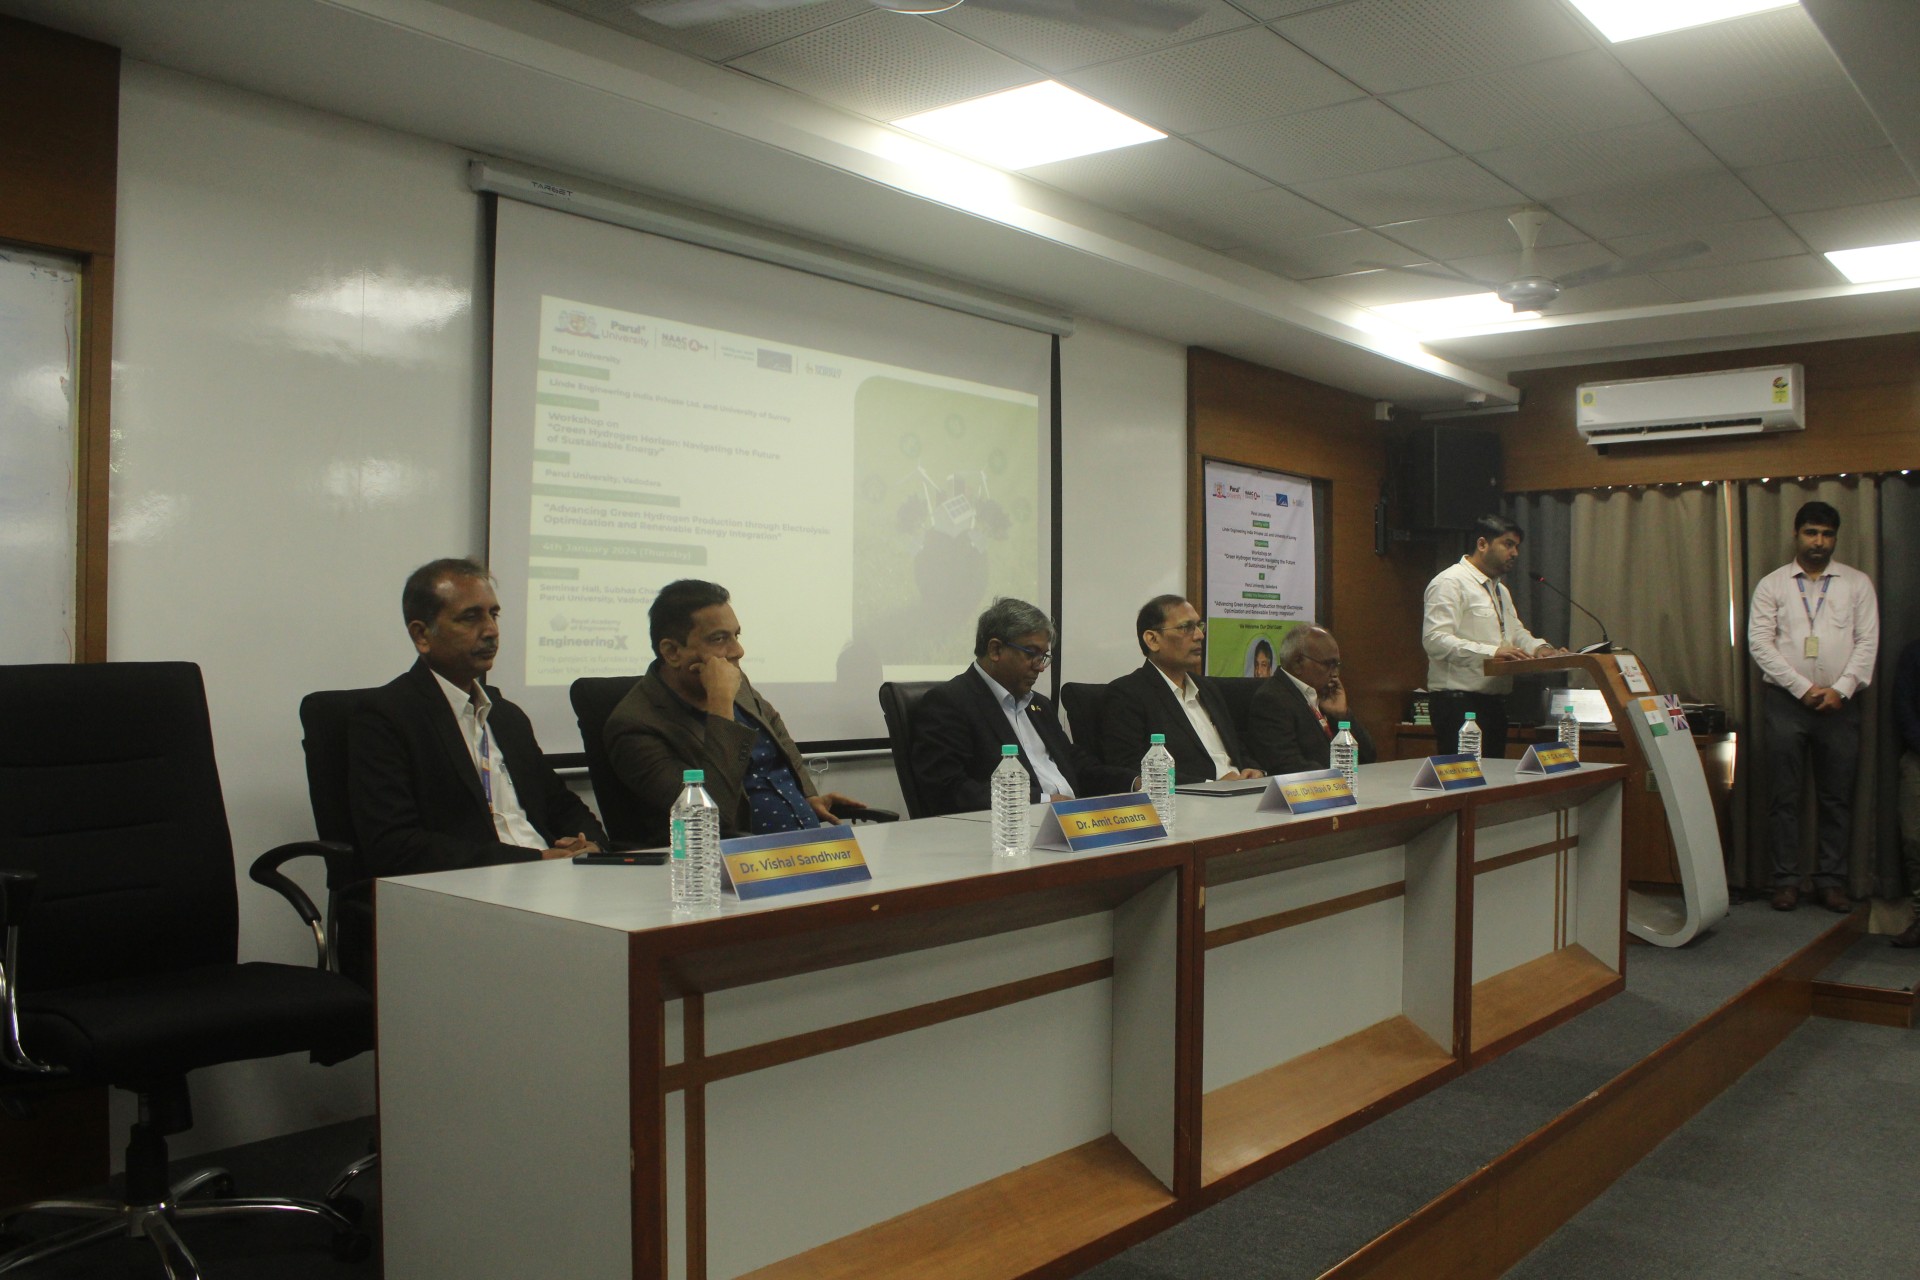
[249,841,350,969]
[0,870,57,1074]
[833,805,900,824]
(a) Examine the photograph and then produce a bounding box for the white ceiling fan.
[635,0,1206,35]
[1372,208,1710,312]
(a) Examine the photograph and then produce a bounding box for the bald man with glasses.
[1100,594,1263,783]
[1247,625,1377,776]
[910,597,1135,817]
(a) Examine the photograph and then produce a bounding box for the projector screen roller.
[490,199,1054,749]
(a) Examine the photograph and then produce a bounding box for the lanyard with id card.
[1796,575,1830,660]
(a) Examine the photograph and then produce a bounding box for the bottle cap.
[1338,721,1350,730]
[1565,705,1576,714]
[1149,733,1165,744]
[1464,712,1477,720]
[1001,743,1019,757]
[683,769,704,783]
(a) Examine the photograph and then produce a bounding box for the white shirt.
[1423,557,1546,694]
[430,668,546,850]
[1155,665,1234,778]
[973,662,1073,799]
[1747,559,1879,700]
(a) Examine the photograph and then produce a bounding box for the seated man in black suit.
[349,558,606,877]
[1247,624,1377,777]
[911,597,1136,816]
[1100,594,1264,783]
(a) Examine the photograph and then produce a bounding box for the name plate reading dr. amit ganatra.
[1255,768,1356,815]
[719,825,872,901]
[1032,793,1167,853]
[1412,754,1487,791]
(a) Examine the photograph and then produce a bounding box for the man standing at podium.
[1748,502,1879,913]
[1421,515,1564,759]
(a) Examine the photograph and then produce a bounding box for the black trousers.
[1763,683,1861,889]
[1431,690,1509,758]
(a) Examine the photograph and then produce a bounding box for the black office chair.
[1058,682,1109,752]
[293,688,385,993]
[572,676,898,844]
[877,681,942,820]
[1211,676,1266,739]
[0,663,374,1278]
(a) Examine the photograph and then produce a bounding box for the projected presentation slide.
[523,293,1042,693]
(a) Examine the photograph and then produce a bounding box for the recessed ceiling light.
[1824,240,1920,284]
[1564,0,1798,43]
[1370,292,1540,333]
[893,82,1165,171]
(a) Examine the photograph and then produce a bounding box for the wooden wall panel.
[1496,332,1920,492]
[1187,349,1430,741]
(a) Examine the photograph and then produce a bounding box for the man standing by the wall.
[1747,501,1879,912]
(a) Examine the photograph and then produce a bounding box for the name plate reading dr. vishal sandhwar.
[1255,768,1356,815]
[1412,754,1487,791]
[1032,793,1167,853]
[719,825,871,901]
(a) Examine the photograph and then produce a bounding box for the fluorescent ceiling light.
[1565,0,1797,42]
[1824,240,1920,284]
[1370,292,1540,333]
[893,82,1164,170]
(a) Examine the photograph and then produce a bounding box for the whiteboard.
[0,247,79,664]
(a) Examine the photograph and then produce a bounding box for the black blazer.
[910,667,1136,816]
[1099,661,1255,782]
[348,659,606,879]
[1246,675,1377,777]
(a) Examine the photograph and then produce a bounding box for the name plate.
[1413,754,1487,791]
[1255,768,1356,815]
[1032,793,1167,853]
[719,825,871,900]
[1517,744,1581,775]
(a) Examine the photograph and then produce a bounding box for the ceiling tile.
[1146,184,1360,251]
[1536,275,1680,315]
[1604,216,1805,269]
[1372,207,1586,260]
[1064,27,1362,134]
[1474,119,1720,202]
[1307,267,1484,308]
[1651,253,1843,302]
[1783,197,1920,252]
[927,0,1255,75]
[1273,0,1593,95]
[1021,137,1272,209]
[1194,98,1452,185]
[616,0,874,62]
[1610,5,1851,116]
[1740,147,1920,216]
[1443,241,1621,289]
[729,12,1037,120]
[1683,87,1890,170]
[1231,0,1347,20]
[1550,169,1770,240]
[1288,156,1528,225]
[1385,49,1666,154]
[1229,226,1428,279]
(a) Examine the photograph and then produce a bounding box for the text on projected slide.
[527,296,1042,688]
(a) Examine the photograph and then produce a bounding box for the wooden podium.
[1487,653,1729,947]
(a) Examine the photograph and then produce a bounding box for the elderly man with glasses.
[1100,594,1264,784]
[910,597,1136,817]
[1247,624,1378,777]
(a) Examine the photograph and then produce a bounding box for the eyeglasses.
[1155,621,1204,635]
[1303,654,1342,671]
[999,640,1053,668]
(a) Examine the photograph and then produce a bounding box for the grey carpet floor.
[1818,932,1920,993]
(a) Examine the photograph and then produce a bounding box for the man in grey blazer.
[1247,625,1376,777]
[603,579,866,847]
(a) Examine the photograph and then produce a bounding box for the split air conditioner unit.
[1575,364,1804,447]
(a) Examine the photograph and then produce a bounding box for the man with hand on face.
[1422,514,1568,758]
[349,558,606,879]
[1748,501,1879,913]
[911,597,1136,817]
[1248,625,1377,776]
[604,579,865,848]
[1100,595,1263,783]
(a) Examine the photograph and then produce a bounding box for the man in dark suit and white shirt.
[1247,625,1377,777]
[1100,595,1263,783]
[911,598,1135,816]
[348,558,606,878]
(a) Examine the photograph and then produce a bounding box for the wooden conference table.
[377,757,1626,1280]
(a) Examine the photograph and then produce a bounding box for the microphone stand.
[1531,574,1614,654]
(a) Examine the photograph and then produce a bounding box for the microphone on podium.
[1530,574,1615,654]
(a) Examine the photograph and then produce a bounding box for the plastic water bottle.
[1457,711,1483,761]
[1141,733,1176,836]
[1331,722,1359,798]
[670,768,720,908]
[1557,703,1581,761]
[990,744,1029,858]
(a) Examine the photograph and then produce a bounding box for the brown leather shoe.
[1819,886,1852,913]
[1770,886,1799,911]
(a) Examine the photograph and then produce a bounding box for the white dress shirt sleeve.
[1836,571,1880,699]
[1747,572,1812,700]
